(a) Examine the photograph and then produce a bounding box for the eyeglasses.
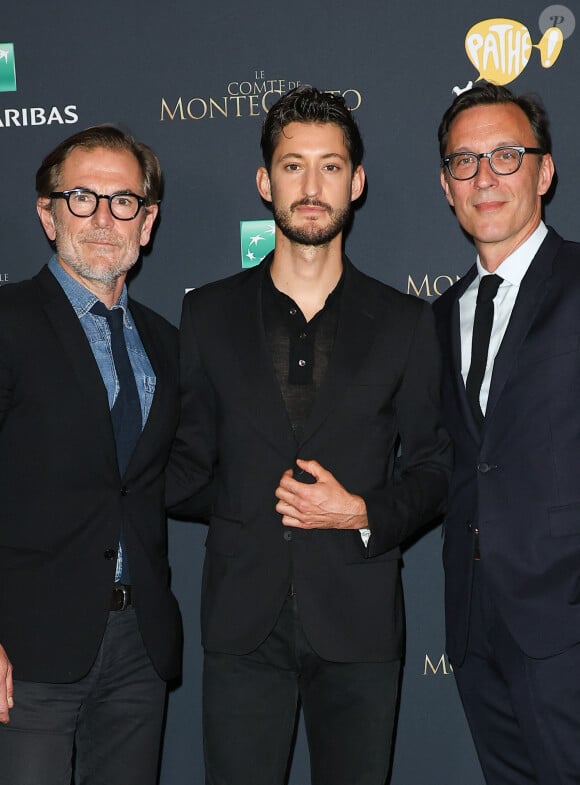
[49,189,148,220]
[441,146,544,181]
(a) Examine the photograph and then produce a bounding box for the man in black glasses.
[0,126,183,785]
[434,82,580,784]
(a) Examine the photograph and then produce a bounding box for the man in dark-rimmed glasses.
[0,126,183,785]
[434,82,580,784]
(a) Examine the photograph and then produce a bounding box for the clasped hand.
[275,458,368,530]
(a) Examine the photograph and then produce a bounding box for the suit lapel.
[227,262,298,455]
[35,267,118,468]
[447,265,481,442]
[485,229,561,423]
[127,301,167,469]
[300,260,377,445]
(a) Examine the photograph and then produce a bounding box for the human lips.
[291,198,331,217]
[472,199,507,212]
[80,232,121,247]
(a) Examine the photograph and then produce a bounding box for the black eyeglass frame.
[440,146,545,181]
[49,188,149,220]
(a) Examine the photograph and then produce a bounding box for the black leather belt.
[111,584,132,611]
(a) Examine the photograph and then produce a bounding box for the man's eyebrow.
[277,151,348,161]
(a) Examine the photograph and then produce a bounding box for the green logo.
[240,219,275,268]
[0,43,16,92]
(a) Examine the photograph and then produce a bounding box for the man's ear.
[440,169,455,207]
[37,197,57,241]
[537,153,555,198]
[256,167,272,202]
[139,204,159,247]
[350,165,365,201]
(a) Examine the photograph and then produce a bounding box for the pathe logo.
[452,5,575,94]
[240,219,275,268]
[0,43,16,92]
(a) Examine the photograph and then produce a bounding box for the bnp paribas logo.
[0,43,17,92]
[240,219,275,268]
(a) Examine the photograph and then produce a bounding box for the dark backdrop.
[1,3,578,782]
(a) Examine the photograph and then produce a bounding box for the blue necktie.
[91,301,142,583]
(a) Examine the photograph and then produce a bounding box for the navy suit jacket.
[168,256,451,663]
[434,228,580,663]
[0,265,182,682]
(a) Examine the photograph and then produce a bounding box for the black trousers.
[454,562,580,785]
[0,608,166,785]
[203,591,400,785]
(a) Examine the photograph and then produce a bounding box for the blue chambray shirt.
[49,256,156,581]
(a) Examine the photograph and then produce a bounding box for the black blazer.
[434,228,580,663]
[168,257,451,662]
[0,266,182,683]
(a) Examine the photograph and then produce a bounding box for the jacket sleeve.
[165,292,217,517]
[362,302,452,557]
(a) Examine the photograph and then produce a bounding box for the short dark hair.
[260,85,364,172]
[438,82,552,158]
[36,124,163,205]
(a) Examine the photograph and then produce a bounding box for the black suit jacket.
[168,257,451,662]
[434,228,580,663]
[0,265,182,683]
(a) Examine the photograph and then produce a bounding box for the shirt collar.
[475,221,548,286]
[48,255,129,322]
[264,255,345,312]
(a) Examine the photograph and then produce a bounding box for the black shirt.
[261,264,343,443]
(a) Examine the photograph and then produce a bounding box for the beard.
[272,198,352,246]
[54,224,140,287]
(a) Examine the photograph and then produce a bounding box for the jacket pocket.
[549,503,580,537]
[518,333,580,369]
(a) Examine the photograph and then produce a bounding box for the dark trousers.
[0,608,166,785]
[454,562,580,785]
[203,591,400,785]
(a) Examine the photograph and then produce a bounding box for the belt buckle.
[112,584,131,611]
[119,584,130,610]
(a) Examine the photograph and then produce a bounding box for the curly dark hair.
[260,85,364,172]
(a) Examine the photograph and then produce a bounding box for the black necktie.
[466,274,503,427]
[91,301,142,583]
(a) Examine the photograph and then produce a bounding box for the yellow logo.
[465,18,563,85]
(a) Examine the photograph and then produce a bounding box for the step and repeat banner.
[1,2,578,783]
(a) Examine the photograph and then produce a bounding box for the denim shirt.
[49,256,156,580]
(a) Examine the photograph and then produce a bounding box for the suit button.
[283,531,293,541]
[121,486,129,496]
[477,463,490,473]
[104,548,117,560]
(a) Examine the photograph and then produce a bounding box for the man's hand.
[0,643,14,724]
[275,459,368,530]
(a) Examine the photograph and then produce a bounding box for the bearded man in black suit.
[168,85,451,785]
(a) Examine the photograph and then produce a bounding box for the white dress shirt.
[459,222,548,414]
